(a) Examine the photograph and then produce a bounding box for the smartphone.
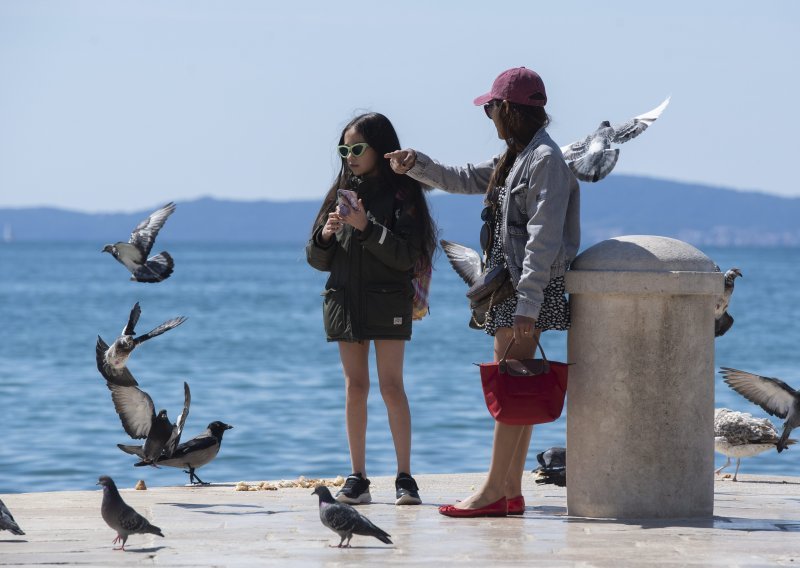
[337,189,359,216]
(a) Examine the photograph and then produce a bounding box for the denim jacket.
[407,128,580,320]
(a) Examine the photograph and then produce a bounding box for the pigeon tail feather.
[570,149,619,182]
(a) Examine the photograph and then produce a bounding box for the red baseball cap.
[473,67,547,107]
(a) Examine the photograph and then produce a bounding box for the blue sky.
[0,1,798,212]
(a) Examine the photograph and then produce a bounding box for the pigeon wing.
[96,336,139,387]
[164,382,191,457]
[560,134,593,160]
[351,512,392,543]
[123,302,141,336]
[720,367,797,419]
[610,96,670,144]
[440,240,483,286]
[117,444,146,459]
[107,383,156,439]
[134,316,187,345]
[129,202,176,258]
[320,502,358,534]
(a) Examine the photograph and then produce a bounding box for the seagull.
[714,408,795,481]
[96,302,187,385]
[119,421,233,485]
[102,202,176,282]
[312,486,392,548]
[714,267,742,337]
[560,97,670,182]
[97,476,164,551]
[0,499,24,536]
[533,447,566,487]
[720,367,800,453]
[103,376,191,464]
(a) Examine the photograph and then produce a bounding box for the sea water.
[0,242,798,493]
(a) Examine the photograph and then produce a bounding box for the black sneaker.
[335,473,372,504]
[395,472,421,505]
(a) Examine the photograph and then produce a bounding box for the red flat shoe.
[438,497,508,518]
[507,495,525,515]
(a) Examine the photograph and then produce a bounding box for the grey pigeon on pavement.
[714,267,742,337]
[560,97,670,182]
[102,202,176,282]
[103,376,191,464]
[96,302,187,385]
[533,447,566,487]
[312,486,392,548]
[721,367,800,453]
[0,499,24,536]
[714,408,795,481]
[119,421,233,485]
[97,475,164,550]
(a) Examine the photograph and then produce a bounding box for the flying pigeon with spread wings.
[720,367,800,453]
[560,97,670,182]
[102,202,176,282]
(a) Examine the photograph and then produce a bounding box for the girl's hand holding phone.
[340,197,368,231]
[321,211,342,242]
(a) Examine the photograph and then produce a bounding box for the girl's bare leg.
[375,339,412,474]
[338,341,371,476]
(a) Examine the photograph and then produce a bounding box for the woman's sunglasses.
[337,143,370,158]
[480,205,494,253]
[483,100,501,119]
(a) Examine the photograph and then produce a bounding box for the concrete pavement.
[1,472,799,566]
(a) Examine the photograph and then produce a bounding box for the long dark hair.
[312,112,437,270]
[485,103,551,204]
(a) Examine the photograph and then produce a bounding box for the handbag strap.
[500,336,548,365]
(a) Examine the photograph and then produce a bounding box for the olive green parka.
[306,178,423,342]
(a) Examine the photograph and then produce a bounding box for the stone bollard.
[564,235,723,518]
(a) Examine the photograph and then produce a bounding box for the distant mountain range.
[1,175,798,247]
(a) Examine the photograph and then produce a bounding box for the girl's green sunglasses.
[337,142,370,158]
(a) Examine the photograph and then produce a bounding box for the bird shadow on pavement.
[718,478,800,486]
[0,539,27,543]
[124,546,167,554]
[159,502,283,515]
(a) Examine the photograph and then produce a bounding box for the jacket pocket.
[364,286,412,332]
[322,288,347,338]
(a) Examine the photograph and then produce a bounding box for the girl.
[386,67,580,517]
[306,112,436,506]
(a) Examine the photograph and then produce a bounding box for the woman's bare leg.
[338,341,371,476]
[453,327,539,510]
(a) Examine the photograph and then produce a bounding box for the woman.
[306,112,437,506]
[386,67,580,517]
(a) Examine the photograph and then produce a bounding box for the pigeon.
[720,367,800,453]
[103,376,191,464]
[102,202,176,282]
[714,267,742,337]
[0,499,24,536]
[440,239,484,287]
[560,97,670,182]
[533,447,566,487]
[96,302,187,385]
[97,475,164,550]
[714,408,795,481]
[119,421,233,485]
[312,486,392,548]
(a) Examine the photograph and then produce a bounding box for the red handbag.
[478,338,568,425]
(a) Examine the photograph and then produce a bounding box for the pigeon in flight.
[714,408,795,481]
[119,421,233,485]
[96,302,187,385]
[560,97,670,182]
[533,447,566,487]
[714,267,742,337]
[103,376,191,464]
[0,499,24,536]
[312,485,392,548]
[97,476,164,550]
[720,367,800,453]
[102,202,176,282]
